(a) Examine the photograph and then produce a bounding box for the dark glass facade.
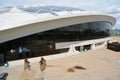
[0,21,112,62]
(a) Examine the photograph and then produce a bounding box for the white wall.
[7,37,111,67]
[56,37,111,53]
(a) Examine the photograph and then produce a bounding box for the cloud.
[113,22,120,29]
[103,5,120,14]
[102,5,120,29]
[0,0,100,10]
[109,13,120,29]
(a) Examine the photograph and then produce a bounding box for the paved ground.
[0,36,120,80]
[0,46,120,80]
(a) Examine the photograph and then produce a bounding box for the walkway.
[0,48,120,80]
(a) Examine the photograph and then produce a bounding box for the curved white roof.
[0,6,116,31]
[0,11,37,31]
[0,6,116,43]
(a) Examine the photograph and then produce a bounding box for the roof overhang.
[0,13,116,43]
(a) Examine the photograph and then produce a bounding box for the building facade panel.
[0,14,115,43]
[0,6,116,64]
[0,21,112,61]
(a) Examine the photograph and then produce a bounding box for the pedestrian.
[39,57,47,72]
[24,58,31,70]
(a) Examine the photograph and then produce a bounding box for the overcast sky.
[0,0,119,11]
[0,0,120,29]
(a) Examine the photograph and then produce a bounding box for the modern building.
[0,6,116,63]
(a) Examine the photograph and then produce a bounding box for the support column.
[91,43,95,50]
[80,46,83,52]
[68,45,77,53]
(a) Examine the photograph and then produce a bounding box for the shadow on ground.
[67,65,86,73]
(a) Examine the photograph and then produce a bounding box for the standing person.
[24,58,31,70]
[18,46,23,59]
[39,57,47,72]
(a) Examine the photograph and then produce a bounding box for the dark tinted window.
[0,21,112,61]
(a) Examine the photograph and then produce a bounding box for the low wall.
[7,37,111,67]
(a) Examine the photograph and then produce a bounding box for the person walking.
[39,57,47,72]
[24,58,31,70]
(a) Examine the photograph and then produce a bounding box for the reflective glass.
[0,21,112,61]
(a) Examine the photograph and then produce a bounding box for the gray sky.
[0,0,119,11]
